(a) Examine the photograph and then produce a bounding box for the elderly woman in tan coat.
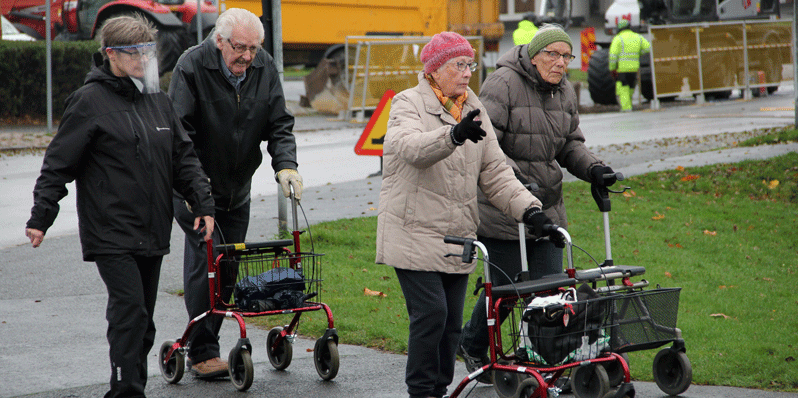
[458,24,620,383]
[375,31,550,398]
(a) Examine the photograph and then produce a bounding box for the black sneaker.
[457,345,493,384]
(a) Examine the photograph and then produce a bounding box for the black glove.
[591,165,617,187]
[522,207,552,238]
[451,109,487,145]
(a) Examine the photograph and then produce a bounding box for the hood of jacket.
[87,52,141,102]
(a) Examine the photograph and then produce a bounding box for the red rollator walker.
[444,225,634,398]
[158,191,339,391]
[443,172,690,398]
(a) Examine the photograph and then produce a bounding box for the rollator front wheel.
[313,338,340,380]
[228,348,254,391]
[158,340,184,384]
[653,348,692,395]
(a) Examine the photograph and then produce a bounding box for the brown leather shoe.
[191,357,229,378]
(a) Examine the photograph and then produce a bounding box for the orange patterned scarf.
[426,74,468,122]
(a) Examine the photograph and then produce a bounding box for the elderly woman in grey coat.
[457,24,619,382]
[375,31,551,398]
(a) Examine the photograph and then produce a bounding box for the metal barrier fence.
[343,36,485,121]
[649,20,793,109]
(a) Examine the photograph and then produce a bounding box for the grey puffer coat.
[375,73,542,274]
[477,45,605,240]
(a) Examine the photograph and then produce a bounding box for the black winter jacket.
[168,37,297,211]
[27,53,215,261]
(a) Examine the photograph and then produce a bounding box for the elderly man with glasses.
[457,24,619,385]
[167,7,301,379]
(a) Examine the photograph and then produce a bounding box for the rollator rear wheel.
[158,340,184,384]
[653,348,692,395]
[492,368,523,398]
[571,363,610,398]
[267,327,293,370]
[602,352,629,387]
[313,338,340,380]
[228,349,254,391]
[517,376,540,398]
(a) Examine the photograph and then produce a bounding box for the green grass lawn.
[247,131,798,391]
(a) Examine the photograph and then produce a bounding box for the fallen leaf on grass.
[652,213,665,221]
[664,272,672,278]
[364,287,387,297]
[703,230,717,236]
[681,174,700,182]
[766,180,779,190]
[710,313,731,319]
[622,190,636,198]
[675,166,685,172]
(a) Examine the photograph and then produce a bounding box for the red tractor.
[2,0,217,75]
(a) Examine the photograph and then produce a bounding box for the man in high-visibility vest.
[609,19,650,111]
[513,14,538,46]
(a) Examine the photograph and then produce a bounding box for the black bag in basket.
[520,283,609,365]
[234,267,305,311]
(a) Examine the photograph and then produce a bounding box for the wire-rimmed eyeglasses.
[448,60,478,72]
[227,38,261,55]
[539,49,576,63]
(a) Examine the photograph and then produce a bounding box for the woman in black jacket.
[25,15,215,398]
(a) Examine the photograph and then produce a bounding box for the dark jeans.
[95,254,162,398]
[459,237,562,358]
[395,268,469,398]
[173,197,250,363]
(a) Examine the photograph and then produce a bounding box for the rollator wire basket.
[515,286,615,366]
[513,285,682,366]
[603,286,682,353]
[217,248,325,311]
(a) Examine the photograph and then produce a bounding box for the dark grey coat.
[477,44,605,240]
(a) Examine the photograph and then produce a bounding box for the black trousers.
[395,268,469,398]
[95,254,162,398]
[173,197,250,363]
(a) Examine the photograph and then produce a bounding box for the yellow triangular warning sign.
[355,90,395,156]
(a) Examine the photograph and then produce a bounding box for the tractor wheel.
[638,53,654,101]
[587,48,617,106]
[156,26,189,76]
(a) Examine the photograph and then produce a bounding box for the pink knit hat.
[420,32,475,74]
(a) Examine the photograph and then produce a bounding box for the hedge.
[1,40,100,118]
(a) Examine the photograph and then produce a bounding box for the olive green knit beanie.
[527,25,573,59]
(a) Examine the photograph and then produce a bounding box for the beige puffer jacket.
[477,45,605,240]
[375,73,542,274]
